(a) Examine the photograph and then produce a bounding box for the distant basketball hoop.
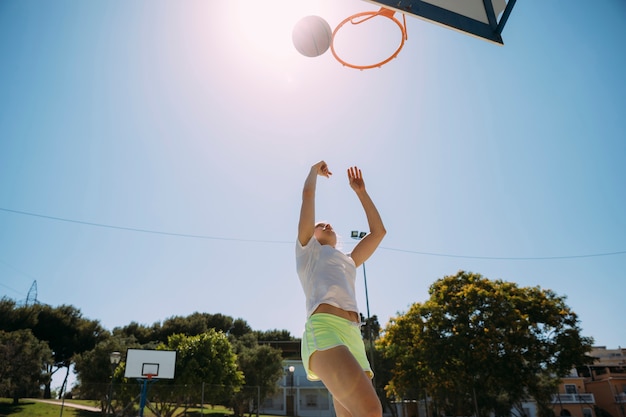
[124,349,176,380]
[123,349,177,417]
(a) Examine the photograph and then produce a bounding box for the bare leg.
[310,346,381,417]
[333,397,353,417]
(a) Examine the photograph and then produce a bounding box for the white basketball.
[292,15,333,58]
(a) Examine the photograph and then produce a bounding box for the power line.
[1,207,625,261]
[378,246,626,261]
[0,281,25,297]
[0,207,290,244]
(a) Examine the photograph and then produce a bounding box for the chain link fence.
[71,382,261,417]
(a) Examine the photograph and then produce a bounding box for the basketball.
[292,15,333,58]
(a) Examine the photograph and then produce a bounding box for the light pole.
[288,366,296,417]
[108,351,121,416]
[351,230,375,380]
[351,231,371,320]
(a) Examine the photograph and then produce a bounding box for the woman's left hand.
[347,166,365,192]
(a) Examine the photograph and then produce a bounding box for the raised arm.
[298,161,332,246]
[347,166,386,267]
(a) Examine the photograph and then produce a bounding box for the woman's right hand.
[313,161,332,178]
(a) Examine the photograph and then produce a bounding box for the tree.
[112,321,157,345]
[165,330,243,386]
[0,298,21,330]
[150,330,244,417]
[31,304,108,398]
[73,334,144,415]
[0,329,53,404]
[159,313,211,341]
[231,333,285,416]
[254,329,295,342]
[230,318,253,338]
[380,271,594,417]
[153,312,252,342]
[0,301,109,398]
[360,314,398,417]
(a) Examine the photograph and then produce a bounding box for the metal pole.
[108,351,120,417]
[201,382,205,415]
[473,384,479,417]
[362,262,375,377]
[138,379,149,417]
[351,231,376,387]
[363,262,371,320]
[291,371,294,416]
[107,379,114,416]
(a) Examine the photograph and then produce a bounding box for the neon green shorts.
[301,313,373,381]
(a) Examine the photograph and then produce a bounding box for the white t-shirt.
[296,236,359,318]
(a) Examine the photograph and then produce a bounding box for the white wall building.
[261,359,335,417]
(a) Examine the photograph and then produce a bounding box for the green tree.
[73,334,144,415]
[153,330,244,417]
[31,304,108,398]
[0,301,109,398]
[159,312,211,340]
[0,329,53,404]
[380,271,593,417]
[0,298,21,330]
[231,318,253,338]
[165,330,243,387]
[360,314,397,417]
[203,313,236,333]
[231,333,284,416]
[112,321,157,345]
[254,329,295,341]
[154,312,252,342]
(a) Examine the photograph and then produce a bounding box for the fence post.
[201,382,205,415]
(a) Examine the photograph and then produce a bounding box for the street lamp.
[288,366,296,417]
[350,231,370,321]
[108,352,121,416]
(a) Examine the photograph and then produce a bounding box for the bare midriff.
[312,303,360,324]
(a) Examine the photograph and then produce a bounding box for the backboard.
[124,349,177,380]
[364,0,516,44]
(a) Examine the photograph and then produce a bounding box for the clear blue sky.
[1,0,625,370]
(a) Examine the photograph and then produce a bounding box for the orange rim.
[331,7,407,70]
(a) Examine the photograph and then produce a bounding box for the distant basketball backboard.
[124,349,177,380]
[364,0,516,44]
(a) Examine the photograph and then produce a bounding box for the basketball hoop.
[331,7,407,70]
[144,373,156,380]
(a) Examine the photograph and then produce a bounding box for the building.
[541,346,626,417]
[550,370,596,417]
[260,359,334,417]
[259,342,624,417]
[259,340,335,417]
[578,346,626,417]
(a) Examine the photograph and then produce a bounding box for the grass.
[0,398,97,417]
[0,398,272,417]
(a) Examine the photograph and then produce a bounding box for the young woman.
[296,160,386,417]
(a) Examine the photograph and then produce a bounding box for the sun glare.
[232,1,332,62]
[228,1,407,70]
